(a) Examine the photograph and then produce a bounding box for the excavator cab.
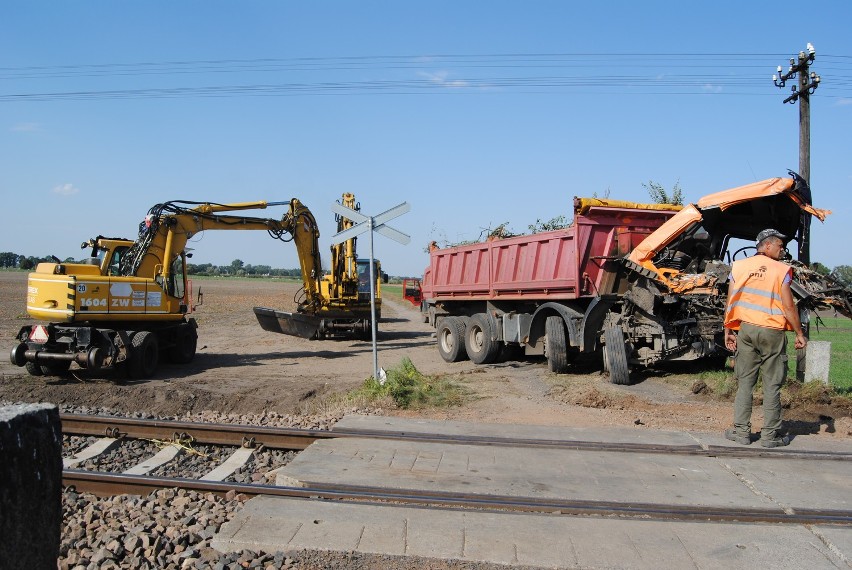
[105,246,130,277]
[356,259,387,302]
[162,252,187,303]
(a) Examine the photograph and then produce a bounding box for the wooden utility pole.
[773,43,820,263]
[773,44,821,379]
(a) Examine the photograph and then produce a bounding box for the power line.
[2,53,851,102]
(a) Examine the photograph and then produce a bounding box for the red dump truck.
[421,174,850,384]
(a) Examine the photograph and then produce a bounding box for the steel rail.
[60,413,334,450]
[62,469,852,527]
[60,413,852,460]
[334,427,852,461]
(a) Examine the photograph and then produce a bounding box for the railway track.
[61,413,852,527]
[62,412,852,459]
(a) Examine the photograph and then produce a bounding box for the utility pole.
[773,43,820,264]
[772,43,821,380]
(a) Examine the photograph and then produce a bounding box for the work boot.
[759,435,790,448]
[724,428,751,445]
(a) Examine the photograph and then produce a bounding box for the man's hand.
[725,329,737,352]
[794,332,807,349]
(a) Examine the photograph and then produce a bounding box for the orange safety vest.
[724,254,792,331]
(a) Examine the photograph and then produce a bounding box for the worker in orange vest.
[723,229,807,448]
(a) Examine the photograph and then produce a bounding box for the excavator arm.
[120,199,325,311]
[327,192,360,301]
[254,193,382,339]
[118,196,382,340]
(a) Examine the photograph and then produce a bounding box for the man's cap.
[756,228,786,245]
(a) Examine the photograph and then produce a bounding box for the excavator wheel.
[40,361,72,377]
[127,331,159,380]
[167,323,198,364]
[25,360,71,377]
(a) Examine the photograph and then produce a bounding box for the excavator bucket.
[253,307,321,339]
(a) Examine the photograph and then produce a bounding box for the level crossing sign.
[330,202,411,245]
[330,201,411,382]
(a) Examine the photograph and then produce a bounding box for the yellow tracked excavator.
[10,196,384,380]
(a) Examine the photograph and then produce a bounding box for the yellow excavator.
[10,196,384,380]
[254,192,384,338]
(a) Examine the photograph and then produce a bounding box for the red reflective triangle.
[30,325,49,343]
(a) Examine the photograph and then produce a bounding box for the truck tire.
[545,316,570,373]
[603,324,630,385]
[465,313,501,365]
[127,331,159,379]
[167,323,198,364]
[25,361,44,377]
[437,317,467,362]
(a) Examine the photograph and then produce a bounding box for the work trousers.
[733,322,788,438]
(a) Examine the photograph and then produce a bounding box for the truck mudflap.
[253,307,322,339]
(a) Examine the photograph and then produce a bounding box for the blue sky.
[2,1,851,277]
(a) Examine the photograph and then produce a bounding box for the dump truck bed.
[422,201,679,302]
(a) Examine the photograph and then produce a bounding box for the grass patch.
[694,356,852,414]
[697,368,738,399]
[381,284,403,298]
[787,316,852,394]
[694,317,851,401]
[350,357,470,409]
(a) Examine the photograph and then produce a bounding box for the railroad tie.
[123,444,185,475]
[63,437,120,469]
[200,447,255,482]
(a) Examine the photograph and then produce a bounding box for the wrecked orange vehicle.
[618,172,849,372]
[421,172,850,384]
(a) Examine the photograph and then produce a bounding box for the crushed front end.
[614,172,849,368]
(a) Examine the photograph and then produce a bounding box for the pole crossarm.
[773,43,821,105]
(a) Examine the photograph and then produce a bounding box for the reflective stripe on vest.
[724,255,792,331]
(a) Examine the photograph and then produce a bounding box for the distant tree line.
[0,252,75,270]
[0,252,304,278]
[186,259,304,278]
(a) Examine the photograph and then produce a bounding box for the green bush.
[354,357,469,409]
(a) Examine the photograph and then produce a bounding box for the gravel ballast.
[9,402,529,569]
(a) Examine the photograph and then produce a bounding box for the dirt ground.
[1,271,849,438]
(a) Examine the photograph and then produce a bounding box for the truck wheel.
[437,317,467,362]
[167,323,197,364]
[127,331,159,379]
[603,324,630,385]
[465,313,501,365]
[545,316,570,373]
[25,361,44,377]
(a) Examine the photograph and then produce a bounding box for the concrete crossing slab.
[213,415,852,568]
[334,414,703,447]
[276,437,778,510]
[213,496,849,569]
[721,456,851,511]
